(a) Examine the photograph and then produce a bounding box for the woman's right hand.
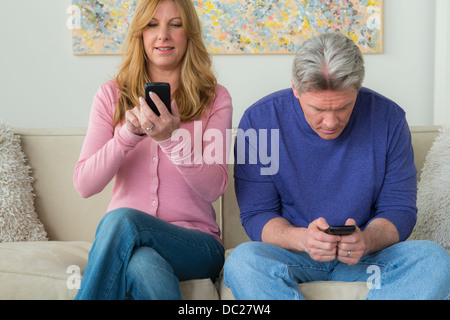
[125,106,146,136]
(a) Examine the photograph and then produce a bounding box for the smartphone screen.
[144,82,172,116]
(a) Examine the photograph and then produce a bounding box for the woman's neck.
[148,66,181,95]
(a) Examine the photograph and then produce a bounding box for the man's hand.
[301,218,340,262]
[261,217,341,262]
[336,218,365,266]
[261,217,399,266]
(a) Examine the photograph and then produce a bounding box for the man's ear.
[291,79,301,99]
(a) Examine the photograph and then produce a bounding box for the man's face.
[292,83,358,140]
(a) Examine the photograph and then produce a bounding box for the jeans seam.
[105,233,140,299]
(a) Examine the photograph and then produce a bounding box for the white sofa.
[0,126,444,300]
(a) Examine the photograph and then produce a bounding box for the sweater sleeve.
[157,86,233,202]
[73,83,146,198]
[233,112,282,242]
[370,117,418,241]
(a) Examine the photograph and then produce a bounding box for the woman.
[74,0,232,300]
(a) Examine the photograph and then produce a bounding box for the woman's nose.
[158,25,169,40]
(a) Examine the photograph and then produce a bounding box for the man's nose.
[322,112,339,129]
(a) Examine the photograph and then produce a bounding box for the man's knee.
[401,240,449,262]
[224,242,260,288]
[227,241,265,263]
[410,240,450,270]
[392,240,450,285]
[224,242,277,280]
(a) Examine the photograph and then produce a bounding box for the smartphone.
[144,82,172,116]
[325,225,356,235]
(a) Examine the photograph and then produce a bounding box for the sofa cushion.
[0,241,218,300]
[0,241,90,299]
[218,278,369,300]
[0,120,47,242]
[409,126,450,249]
[180,279,220,300]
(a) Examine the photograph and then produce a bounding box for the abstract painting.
[71,0,137,55]
[195,0,383,54]
[71,0,383,55]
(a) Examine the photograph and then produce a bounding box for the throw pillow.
[0,119,48,242]
[409,126,450,250]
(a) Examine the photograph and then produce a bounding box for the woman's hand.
[125,106,146,136]
[139,92,181,142]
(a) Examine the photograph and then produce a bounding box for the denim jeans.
[224,241,450,300]
[75,208,224,300]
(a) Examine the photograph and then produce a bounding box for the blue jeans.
[75,208,224,300]
[224,241,450,300]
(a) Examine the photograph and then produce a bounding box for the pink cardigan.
[74,81,233,244]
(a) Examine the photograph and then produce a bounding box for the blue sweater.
[234,87,417,242]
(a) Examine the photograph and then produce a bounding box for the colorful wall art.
[71,0,137,55]
[72,0,383,55]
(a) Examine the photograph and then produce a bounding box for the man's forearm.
[261,217,306,252]
[362,218,399,255]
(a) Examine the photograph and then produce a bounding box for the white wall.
[0,0,439,128]
[433,0,450,125]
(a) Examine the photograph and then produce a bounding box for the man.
[224,33,450,300]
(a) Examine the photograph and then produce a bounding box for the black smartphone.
[144,82,172,116]
[325,225,356,235]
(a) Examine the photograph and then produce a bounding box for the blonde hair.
[113,0,217,127]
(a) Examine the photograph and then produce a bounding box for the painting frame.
[71,0,383,55]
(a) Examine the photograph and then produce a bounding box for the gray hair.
[292,33,365,94]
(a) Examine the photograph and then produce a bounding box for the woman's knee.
[127,247,172,277]
[96,208,143,236]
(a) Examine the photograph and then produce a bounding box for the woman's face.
[143,0,188,77]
